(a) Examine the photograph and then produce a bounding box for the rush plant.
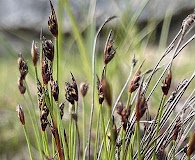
[16,1,195,159]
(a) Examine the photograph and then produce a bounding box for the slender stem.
[137,121,141,160]
[121,130,126,160]
[69,112,73,160]
[99,104,109,160]
[23,125,33,160]
[88,16,117,159]
[52,137,55,157]
[44,90,64,160]
[125,93,131,109]
[82,97,86,159]
[23,83,43,159]
[93,108,101,160]
[156,95,166,136]
[55,37,59,82]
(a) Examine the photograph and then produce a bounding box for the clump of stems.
[16,3,195,160]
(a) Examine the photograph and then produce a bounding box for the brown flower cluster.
[17,53,28,94]
[65,72,78,105]
[116,101,130,131]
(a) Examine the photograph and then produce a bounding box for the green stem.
[54,37,59,82]
[23,125,33,160]
[55,102,70,160]
[121,130,126,160]
[52,137,55,157]
[156,95,166,136]
[125,93,131,109]
[44,89,64,160]
[137,121,141,160]
[153,94,166,160]
[23,83,43,159]
[93,109,101,160]
[99,104,109,160]
[68,112,73,160]
[187,156,191,160]
[82,97,86,159]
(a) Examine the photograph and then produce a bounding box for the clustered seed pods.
[50,77,59,102]
[65,72,78,105]
[31,40,39,66]
[116,101,130,131]
[42,38,54,63]
[104,30,116,65]
[18,77,26,94]
[97,75,104,105]
[16,104,25,125]
[36,80,50,131]
[136,92,147,122]
[59,102,65,119]
[40,105,49,131]
[97,72,112,107]
[48,0,58,38]
[161,69,172,96]
[129,70,141,93]
[17,53,28,94]
[41,58,51,85]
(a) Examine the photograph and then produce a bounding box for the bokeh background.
[0,0,195,159]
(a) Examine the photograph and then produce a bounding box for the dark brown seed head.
[129,70,141,93]
[104,30,116,65]
[70,72,78,102]
[18,53,28,80]
[97,75,104,105]
[38,94,45,110]
[37,79,43,97]
[16,104,25,125]
[65,82,75,105]
[18,76,26,94]
[41,58,51,85]
[50,79,59,102]
[31,40,39,66]
[186,131,195,156]
[40,105,49,131]
[101,75,112,107]
[161,69,172,96]
[42,38,54,62]
[48,0,58,37]
[136,93,147,122]
[65,73,78,105]
[59,102,65,119]
[80,82,89,97]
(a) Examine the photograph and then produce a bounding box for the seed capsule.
[16,104,25,125]
[48,0,58,37]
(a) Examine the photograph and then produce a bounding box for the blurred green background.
[0,0,195,159]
